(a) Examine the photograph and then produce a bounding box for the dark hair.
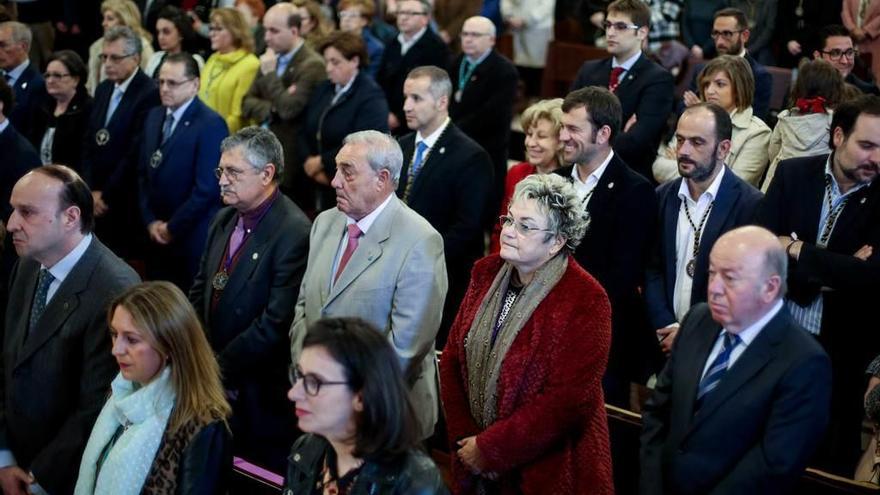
[162,51,201,79]
[319,30,368,68]
[791,59,844,109]
[714,7,748,30]
[561,86,622,143]
[815,24,851,54]
[47,50,88,91]
[302,317,419,462]
[683,102,733,143]
[829,94,880,149]
[157,5,199,52]
[0,77,13,116]
[32,165,94,234]
[607,0,650,28]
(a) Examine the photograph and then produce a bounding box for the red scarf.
[795,96,827,114]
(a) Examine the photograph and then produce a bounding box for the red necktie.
[609,67,625,93]
[334,224,362,282]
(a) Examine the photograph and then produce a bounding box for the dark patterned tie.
[29,269,55,335]
[696,332,741,408]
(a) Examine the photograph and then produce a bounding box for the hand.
[439,30,451,44]
[778,236,803,260]
[0,466,32,495]
[854,244,874,260]
[312,170,330,186]
[787,40,802,56]
[71,24,81,35]
[287,83,298,95]
[456,436,488,474]
[55,21,68,33]
[259,47,277,75]
[148,221,172,245]
[656,325,679,355]
[388,112,400,130]
[304,155,324,179]
[853,28,866,41]
[589,11,605,29]
[92,191,108,217]
[690,45,704,59]
[624,114,637,132]
[682,90,700,107]
[867,376,880,405]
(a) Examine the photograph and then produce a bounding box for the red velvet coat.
[440,255,614,494]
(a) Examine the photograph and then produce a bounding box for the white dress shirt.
[570,150,614,207]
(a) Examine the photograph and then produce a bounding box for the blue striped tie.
[696,332,741,406]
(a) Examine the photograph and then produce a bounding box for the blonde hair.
[108,282,231,432]
[211,7,255,53]
[698,55,754,112]
[101,0,153,43]
[521,98,565,168]
[291,0,334,41]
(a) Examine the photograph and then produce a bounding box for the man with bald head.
[640,226,831,495]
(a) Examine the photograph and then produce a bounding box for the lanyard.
[458,58,478,92]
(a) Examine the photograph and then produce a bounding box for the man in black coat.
[377,0,449,135]
[396,65,493,346]
[0,22,45,138]
[0,78,39,222]
[813,24,880,96]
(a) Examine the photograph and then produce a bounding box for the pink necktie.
[609,67,625,92]
[335,224,362,282]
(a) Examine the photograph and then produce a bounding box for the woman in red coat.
[440,174,614,494]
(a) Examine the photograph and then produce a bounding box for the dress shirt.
[276,41,303,77]
[0,118,8,135]
[699,299,784,380]
[164,96,195,137]
[2,59,30,87]
[673,166,726,321]
[42,234,93,303]
[611,50,642,80]
[415,116,451,150]
[398,27,428,56]
[570,149,614,207]
[332,70,359,104]
[330,193,394,286]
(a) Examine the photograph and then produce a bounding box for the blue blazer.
[645,168,763,329]
[138,97,226,261]
[0,123,40,219]
[7,61,45,137]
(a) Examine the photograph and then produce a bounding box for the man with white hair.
[0,21,44,137]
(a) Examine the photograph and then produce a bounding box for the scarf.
[465,253,569,429]
[795,96,827,115]
[75,367,175,495]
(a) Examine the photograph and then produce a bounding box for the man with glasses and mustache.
[137,52,226,291]
[645,103,762,360]
[757,94,880,475]
[82,26,159,261]
[813,24,880,96]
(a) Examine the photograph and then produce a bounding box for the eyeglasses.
[710,30,743,40]
[338,11,363,19]
[43,72,72,80]
[603,21,640,32]
[499,215,555,236]
[99,53,136,63]
[397,10,427,17]
[289,365,349,396]
[158,77,194,89]
[821,48,858,60]
[214,166,257,181]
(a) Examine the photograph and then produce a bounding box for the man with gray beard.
[645,102,762,357]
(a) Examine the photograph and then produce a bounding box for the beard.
[678,144,719,183]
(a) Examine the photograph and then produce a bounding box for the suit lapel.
[615,54,644,93]
[828,181,877,250]
[203,213,236,321]
[662,182,682,300]
[587,154,624,217]
[700,169,739,260]
[161,98,200,152]
[409,124,455,200]
[679,316,721,417]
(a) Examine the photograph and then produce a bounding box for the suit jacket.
[138,98,227,264]
[639,304,831,495]
[645,168,763,329]
[0,237,139,495]
[556,154,658,380]
[0,123,40,220]
[687,53,773,122]
[7,61,45,138]
[290,197,448,439]
[572,54,675,180]
[377,29,450,128]
[846,73,880,96]
[26,87,93,174]
[449,50,518,187]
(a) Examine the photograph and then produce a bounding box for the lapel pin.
[861,197,867,204]
[63,302,69,310]
[608,182,615,189]
[252,252,258,260]
[439,147,445,154]
[21,82,27,89]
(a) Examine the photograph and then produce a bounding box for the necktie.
[2,71,11,85]
[609,67,625,93]
[696,332,741,405]
[410,141,429,178]
[334,224,362,282]
[161,113,175,144]
[105,87,123,125]
[228,217,246,258]
[29,269,55,335]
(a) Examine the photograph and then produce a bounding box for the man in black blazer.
[190,127,311,473]
[571,0,674,181]
[448,16,517,213]
[0,166,139,495]
[813,24,880,96]
[0,22,45,138]
[0,79,39,222]
[396,65,493,346]
[377,0,450,135]
[555,85,657,406]
[645,104,762,359]
[756,94,880,474]
[82,26,160,260]
[640,226,831,495]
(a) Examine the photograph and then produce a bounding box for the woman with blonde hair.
[291,0,335,50]
[86,0,155,95]
[75,281,231,495]
[199,7,260,133]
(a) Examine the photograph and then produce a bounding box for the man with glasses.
[572,0,674,183]
[137,52,226,291]
[377,0,449,135]
[82,26,159,261]
[190,125,311,472]
[813,24,880,96]
[0,22,44,138]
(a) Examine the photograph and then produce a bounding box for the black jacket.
[174,420,232,495]
[27,86,93,175]
[284,434,448,495]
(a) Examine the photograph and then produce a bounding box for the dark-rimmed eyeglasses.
[99,53,136,63]
[710,30,744,40]
[603,21,640,32]
[289,365,349,396]
[821,48,858,60]
[499,215,555,236]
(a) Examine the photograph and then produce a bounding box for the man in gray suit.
[290,130,447,440]
[0,165,139,495]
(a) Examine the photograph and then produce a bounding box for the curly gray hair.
[510,174,590,251]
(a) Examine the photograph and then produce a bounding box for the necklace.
[681,199,714,277]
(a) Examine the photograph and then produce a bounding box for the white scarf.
[75,367,175,495]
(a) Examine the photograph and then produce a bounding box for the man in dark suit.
[0,78,39,222]
[190,127,311,473]
[377,0,450,135]
[571,0,674,181]
[683,8,773,121]
[448,16,517,213]
[555,85,657,406]
[645,103,762,358]
[397,65,493,346]
[82,26,160,260]
[0,165,139,495]
[242,3,326,207]
[813,24,880,96]
[139,53,226,290]
[756,94,880,474]
[640,226,832,495]
[0,22,45,138]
